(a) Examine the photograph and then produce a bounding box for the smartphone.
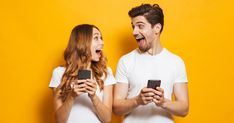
[77,70,91,80]
[147,80,161,89]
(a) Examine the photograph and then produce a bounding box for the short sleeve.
[115,56,128,83]
[49,67,65,88]
[104,67,116,86]
[174,58,188,83]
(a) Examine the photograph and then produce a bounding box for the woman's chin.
[92,58,100,62]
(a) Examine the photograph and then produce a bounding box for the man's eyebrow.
[136,22,145,24]
[132,22,145,25]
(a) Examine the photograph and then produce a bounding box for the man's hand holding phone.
[147,80,165,107]
[136,87,157,105]
[136,79,165,107]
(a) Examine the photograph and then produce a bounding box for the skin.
[113,16,189,117]
[52,27,113,123]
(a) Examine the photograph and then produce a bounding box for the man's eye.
[139,25,144,29]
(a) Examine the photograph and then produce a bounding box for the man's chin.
[139,47,149,53]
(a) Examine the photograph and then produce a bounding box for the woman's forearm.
[91,95,112,123]
[55,94,75,123]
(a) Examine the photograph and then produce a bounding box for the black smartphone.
[77,70,91,80]
[147,80,161,89]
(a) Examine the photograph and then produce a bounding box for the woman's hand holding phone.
[70,79,87,97]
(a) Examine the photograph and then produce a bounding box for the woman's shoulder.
[106,66,113,73]
[49,66,66,88]
[103,66,116,86]
[52,66,66,75]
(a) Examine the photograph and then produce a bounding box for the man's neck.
[147,39,163,55]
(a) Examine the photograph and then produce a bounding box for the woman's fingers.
[70,79,97,97]
[86,79,97,97]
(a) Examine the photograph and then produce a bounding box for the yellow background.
[1,0,234,123]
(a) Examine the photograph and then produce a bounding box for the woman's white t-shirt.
[49,66,116,123]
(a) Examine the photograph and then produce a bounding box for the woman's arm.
[86,80,113,123]
[52,80,87,123]
[53,89,74,123]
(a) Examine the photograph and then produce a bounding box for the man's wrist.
[133,96,140,107]
[161,98,169,109]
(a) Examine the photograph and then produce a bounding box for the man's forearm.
[113,96,139,115]
[162,98,189,117]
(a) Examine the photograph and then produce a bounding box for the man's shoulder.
[119,49,138,61]
[163,48,185,64]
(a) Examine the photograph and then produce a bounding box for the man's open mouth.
[135,35,145,42]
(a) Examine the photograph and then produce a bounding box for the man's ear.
[153,23,162,34]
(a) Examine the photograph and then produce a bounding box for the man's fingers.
[143,96,154,101]
[143,92,155,97]
[141,87,155,93]
[154,91,163,97]
[153,99,160,104]
[154,95,161,100]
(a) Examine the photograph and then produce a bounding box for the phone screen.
[77,70,91,80]
[147,80,161,89]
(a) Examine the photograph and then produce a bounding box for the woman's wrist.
[91,95,100,107]
[66,92,76,102]
[90,94,97,101]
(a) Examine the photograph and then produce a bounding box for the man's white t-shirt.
[49,66,116,123]
[116,48,188,123]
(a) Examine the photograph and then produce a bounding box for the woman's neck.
[87,62,91,69]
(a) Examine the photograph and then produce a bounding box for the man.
[113,4,189,123]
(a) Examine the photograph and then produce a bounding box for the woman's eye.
[94,37,98,40]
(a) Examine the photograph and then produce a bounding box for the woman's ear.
[153,23,162,34]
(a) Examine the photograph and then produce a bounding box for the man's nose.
[133,27,138,36]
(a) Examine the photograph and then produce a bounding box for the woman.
[49,24,116,123]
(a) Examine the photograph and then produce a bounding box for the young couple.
[49,4,189,123]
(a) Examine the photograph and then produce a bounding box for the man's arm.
[153,83,189,117]
[113,83,138,115]
[113,83,157,115]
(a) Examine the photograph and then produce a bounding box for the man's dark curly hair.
[128,4,164,32]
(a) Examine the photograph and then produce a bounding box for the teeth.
[135,35,144,40]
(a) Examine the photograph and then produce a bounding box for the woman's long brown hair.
[56,24,107,101]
